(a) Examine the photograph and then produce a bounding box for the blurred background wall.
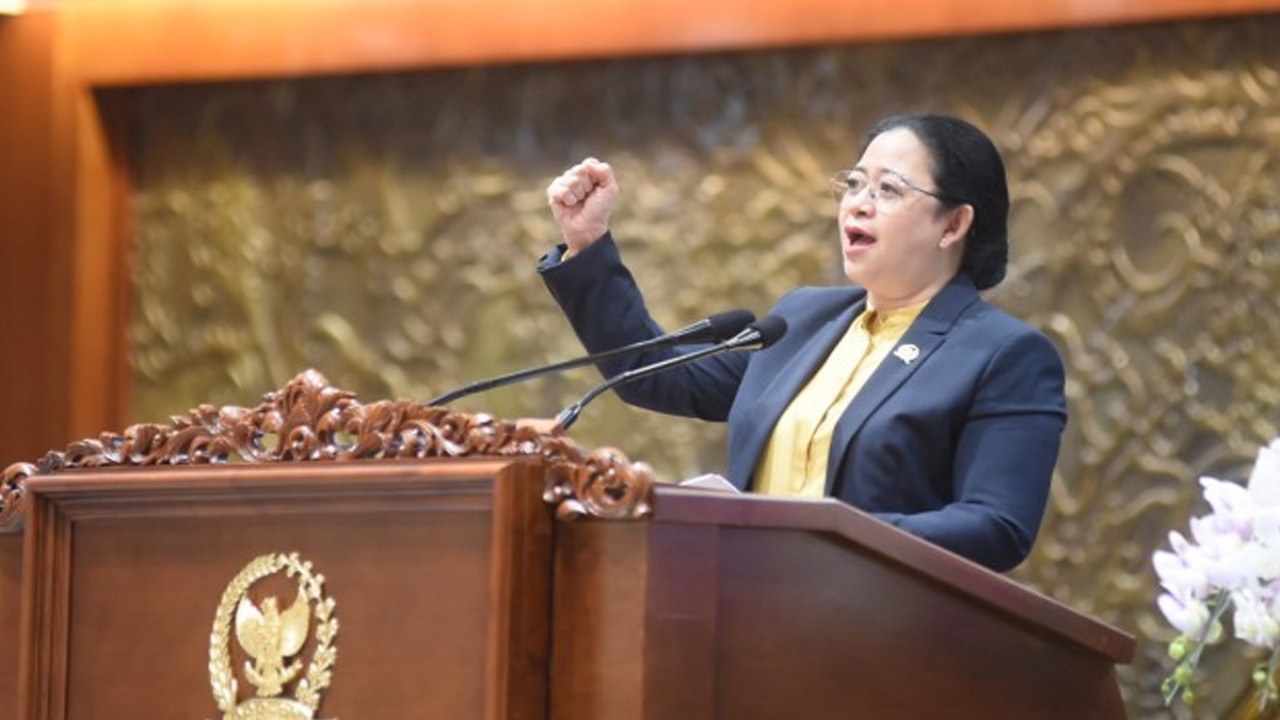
[4,2,1280,717]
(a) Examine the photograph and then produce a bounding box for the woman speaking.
[538,113,1066,572]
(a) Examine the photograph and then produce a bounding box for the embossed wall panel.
[130,15,1280,719]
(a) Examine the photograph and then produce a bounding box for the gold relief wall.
[129,14,1280,718]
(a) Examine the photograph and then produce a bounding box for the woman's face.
[837,127,969,310]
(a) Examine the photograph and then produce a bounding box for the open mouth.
[845,227,876,246]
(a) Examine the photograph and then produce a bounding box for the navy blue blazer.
[540,234,1067,571]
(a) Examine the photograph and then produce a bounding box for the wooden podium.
[0,373,1134,720]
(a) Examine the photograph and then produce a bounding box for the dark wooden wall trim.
[0,14,63,713]
[0,12,70,467]
[64,88,133,447]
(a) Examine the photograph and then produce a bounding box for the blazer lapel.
[729,294,866,485]
[824,276,982,494]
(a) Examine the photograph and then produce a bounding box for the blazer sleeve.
[538,233,749,421]
[871,329,1067,572]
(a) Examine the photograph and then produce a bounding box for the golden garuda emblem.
[208,553,338,720]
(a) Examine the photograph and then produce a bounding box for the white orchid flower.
[1158,592,1222,641]
[1249,442,1280,557]
[1252,507,1280,580]
[1248,440,1280,506]
[1199,476,1255,537]
[1153,531,1212,599]
[1155,437,1280,711]
[1231,584,1280,648]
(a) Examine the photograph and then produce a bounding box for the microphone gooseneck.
[426,308,755,406]
[553,315,788,433]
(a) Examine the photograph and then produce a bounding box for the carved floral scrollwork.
[0,370,654,533]
[543,447,657,521]
[0,463,32,532]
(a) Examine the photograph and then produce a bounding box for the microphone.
[427,309,756,406]
[552,315,788,432]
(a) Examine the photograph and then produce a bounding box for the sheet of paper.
[677,473,740,493]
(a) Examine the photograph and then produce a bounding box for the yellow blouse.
[753,301,927,498]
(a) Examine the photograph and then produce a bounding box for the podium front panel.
[18,458,553,720]
[1,533,20,719]
[710,527,1127,719]
[550,488,1131,720]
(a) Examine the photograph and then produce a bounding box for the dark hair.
[865,113,1010,290]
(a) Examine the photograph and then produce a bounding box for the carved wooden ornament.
[0,370,654,532]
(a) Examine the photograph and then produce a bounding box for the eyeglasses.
[828,169,955,212]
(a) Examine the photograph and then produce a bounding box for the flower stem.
[1260,644,1280,709]
[1164,592,1233,706]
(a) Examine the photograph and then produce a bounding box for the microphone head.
[705,309,756,341]
[750,315,788,348]
[727,315,787,350]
